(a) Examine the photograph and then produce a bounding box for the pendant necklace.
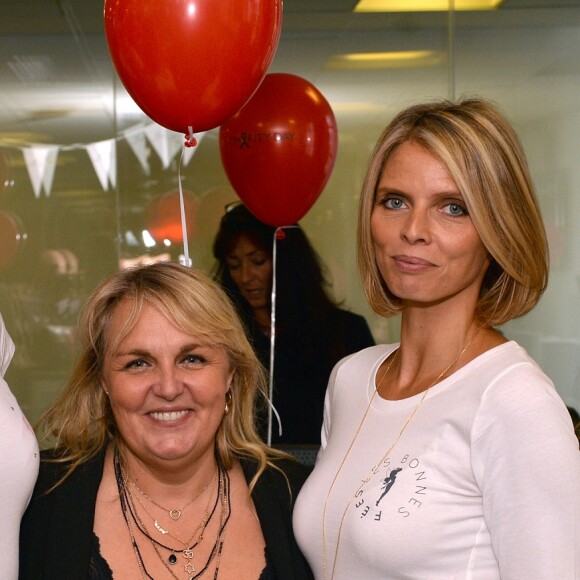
[129,468,217,545]
[127,471,214,521]
[115,448,232,579]
[322,325,481,580]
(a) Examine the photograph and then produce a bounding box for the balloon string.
[267,229,280,445]
[267,225,299,445]
[177,125,197,268]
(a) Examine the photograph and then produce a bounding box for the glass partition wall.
[1,1,579,425]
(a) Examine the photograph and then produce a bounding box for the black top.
[19,447,314,580]
[253,309,375,445]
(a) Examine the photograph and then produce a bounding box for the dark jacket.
[254,309,375,445]
[19,448,314,580]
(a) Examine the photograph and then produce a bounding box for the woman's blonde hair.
[39,261,288,489]
[358,97,548,326]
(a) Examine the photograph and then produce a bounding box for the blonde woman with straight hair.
[20,262,314,579]
[294,97,579,579]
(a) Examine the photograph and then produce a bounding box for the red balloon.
[104,0,282,134]
[144,190,198,244]
[219,73,338,227]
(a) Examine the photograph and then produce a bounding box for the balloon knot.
[275,229,286,240]
[184,134,198,148]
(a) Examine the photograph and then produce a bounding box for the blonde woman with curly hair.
[20,262,313,579]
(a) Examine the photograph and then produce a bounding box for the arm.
[471,364,580,579]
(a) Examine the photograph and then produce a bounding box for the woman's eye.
[382,197,405,210]
[444,202,467,216]
[125,358,149,370]
[182,354,205,365]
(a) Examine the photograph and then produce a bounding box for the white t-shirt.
[293,341,580,580]
[0,316,39,580]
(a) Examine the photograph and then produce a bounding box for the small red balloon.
[219,73,338,227]
[144,190,198,244]
[104,0,282,134]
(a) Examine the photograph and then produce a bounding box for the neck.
[113,443,218,503]
[253,307,271,332]
[400,308,479,355]
[379,314,485,400]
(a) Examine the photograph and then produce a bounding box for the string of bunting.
[0,123,205,199]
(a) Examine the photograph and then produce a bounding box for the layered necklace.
[114,448,232,580]
[321,326,480,580]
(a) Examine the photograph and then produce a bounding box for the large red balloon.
[219,73,338,227]
[104,0,282,134]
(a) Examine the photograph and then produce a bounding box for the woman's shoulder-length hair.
[357,96,549,327]
[38,261,289,491]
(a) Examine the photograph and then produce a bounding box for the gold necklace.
[128,471,214,521]
[322,325,481,580]
[129,468,217,547]
[117,454,231,580]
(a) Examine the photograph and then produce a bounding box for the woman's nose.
[240,262,253,283]
[401,209,430,244]
[153,366,184,400]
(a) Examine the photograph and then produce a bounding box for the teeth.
[150,410,188,421]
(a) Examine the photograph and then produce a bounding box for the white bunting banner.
[10,121,211,199]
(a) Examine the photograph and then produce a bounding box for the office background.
[1,0,579,424]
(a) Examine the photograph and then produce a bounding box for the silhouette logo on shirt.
[354,454,429,522]
[376,467,402,506]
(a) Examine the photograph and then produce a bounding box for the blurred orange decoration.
[0,211,25,271]
[144,190,198,244]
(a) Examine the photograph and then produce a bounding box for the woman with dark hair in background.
[212,203,375,446]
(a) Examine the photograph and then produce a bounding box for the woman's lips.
[149,410,190,422]
[392,255,436,272]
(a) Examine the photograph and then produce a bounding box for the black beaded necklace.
[114,448,232,578]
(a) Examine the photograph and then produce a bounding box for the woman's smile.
[101,299,234,468]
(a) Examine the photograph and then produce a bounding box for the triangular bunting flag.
[86,139,116,191]
[123,125,150,175]
[145,124,183,169]
[23,146,59,198]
